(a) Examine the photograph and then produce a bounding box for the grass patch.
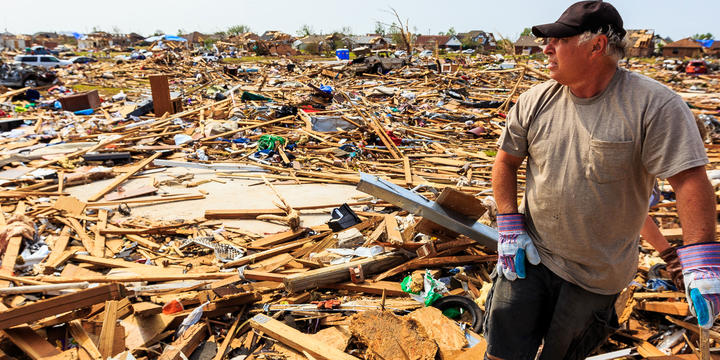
[71,84,130,96]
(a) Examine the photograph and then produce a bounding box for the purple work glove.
[676,242,720,329]
[496,213,541,281]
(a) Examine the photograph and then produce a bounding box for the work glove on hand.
[659,247,685,291]
[676,242,720,329]
[496,213,541,281]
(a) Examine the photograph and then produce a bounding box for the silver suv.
[14,55,71,69]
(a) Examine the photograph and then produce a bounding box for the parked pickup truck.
[0,62,58,88]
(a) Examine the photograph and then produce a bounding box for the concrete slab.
[65,166,367,234]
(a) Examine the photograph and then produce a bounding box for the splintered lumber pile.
[0,46,718,359]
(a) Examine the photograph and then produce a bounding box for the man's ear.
[591,35,608,56]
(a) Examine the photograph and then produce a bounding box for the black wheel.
[23,78,38,88]
[431,295,484,333]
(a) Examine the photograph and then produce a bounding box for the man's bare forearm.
[668,166,716,245]
[492,150,524,214]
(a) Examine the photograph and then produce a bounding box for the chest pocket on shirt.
[585,139,634,183]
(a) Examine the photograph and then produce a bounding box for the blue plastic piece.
[335,48,349,60]
[691,288,710,326]
[319,85,333,93]
[515,248,526,279]
[74,109,94,115]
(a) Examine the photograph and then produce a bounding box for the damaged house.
[625,29,655,57]
[662,37,703,58]
[514,35,544,55]
[457,30,497,51]
[415,35,461,51]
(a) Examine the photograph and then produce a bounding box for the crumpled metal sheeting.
[179,235,245,262]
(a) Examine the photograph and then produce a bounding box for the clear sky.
[1,0,717,42]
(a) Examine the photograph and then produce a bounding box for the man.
[485,1,717,359]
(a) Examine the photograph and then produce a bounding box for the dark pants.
[483,263,619,360]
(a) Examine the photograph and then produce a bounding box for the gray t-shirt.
[498,68,708,294]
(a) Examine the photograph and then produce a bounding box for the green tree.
[177,29,186,36]
[692,33,714,40]
[461,36,479,50]
[445,27,456,37]
[227,25,251,36]
[374,21,386,36]
[296,24,314,37]
[520,27,532,36]
[153,29,164,36]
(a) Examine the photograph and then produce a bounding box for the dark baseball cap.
[532,1,626,39]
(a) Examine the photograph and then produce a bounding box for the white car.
[461,49,475,54]
[418,50,434,58]
[14,55,71,69]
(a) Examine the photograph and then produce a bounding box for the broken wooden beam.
[0,283,126,329]
[283,254,405,293]
[87,152,162,202]
[249,314,360,360]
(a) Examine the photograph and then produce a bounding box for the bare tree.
[379,8,412,56]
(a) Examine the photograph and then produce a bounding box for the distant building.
[1,33,30,50]
[662,37,703,58]
[514,35,544,55]
[346,35,390,50]
[457,30,496,51]
[415,35,461,50]
[624,29,655,57]
[78,32,112,49]
[295,34,328,53]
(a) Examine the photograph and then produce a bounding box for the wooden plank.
[43,249,77,273]
[125,234,160,249]
[325,281,408,297]
[223,238,313,268]
[157,322,206,360]
[87,152,162,202]
[98,300,119,359]
[635,301,690,316]
[149,74,172,117]
[206,208,286,220]
[46,226,71,266]
[384,213,403,244]
[38,272,233,283]
[213,313,243,360]
[73,254,157,269]
[249,228,307,248]
[250,314,359,360]
[403,157,412,186]
[659,225,720,240]
[283,255,404,293]
[93,209,107,258]
[69,319,102,360]
[65,217,95,253]
[53,196,86,216]
[0,284,126,329]
[104,184,158,201]
[3,327,62,359]
[132,302,162,317]
[0,202,26,285]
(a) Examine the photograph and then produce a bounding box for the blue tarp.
[695,39,715,48]
[144,35,188,42]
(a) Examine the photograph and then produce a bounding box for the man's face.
[543,35,594,85]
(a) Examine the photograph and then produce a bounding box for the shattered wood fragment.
[157,322,206,360]
[249,314,360,360]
